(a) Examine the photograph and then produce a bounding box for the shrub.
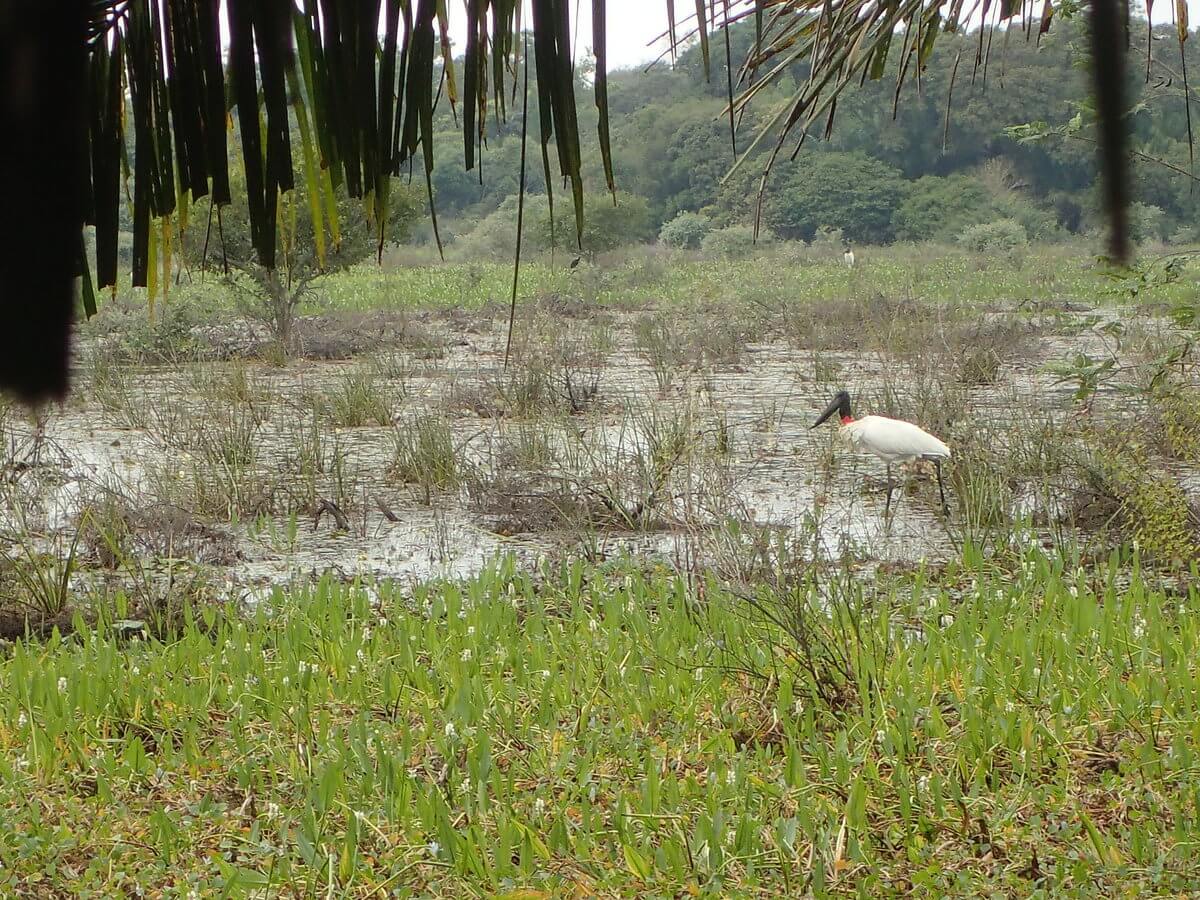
[701,224,773,258]
[454,191,656,258]
[892,175,997,243]
[659,211,713,249]
[957,219,1028,256]
[763,151,907,243]
[533,191,657,253]
[1169,224,1198,245]
[992,194,1058,241]
[1129,202,1167,243]
[810,225,844,254]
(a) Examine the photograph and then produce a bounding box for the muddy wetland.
[4,251,1199,631]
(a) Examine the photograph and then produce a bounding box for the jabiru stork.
[812,390,950,516]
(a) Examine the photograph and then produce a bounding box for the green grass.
[94,245,1200,324]
[315,244,1200,313]
[2,545,1199,896]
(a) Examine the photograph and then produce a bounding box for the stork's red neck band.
[840,415,854,425]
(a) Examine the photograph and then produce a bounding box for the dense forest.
[425,15,1200,253]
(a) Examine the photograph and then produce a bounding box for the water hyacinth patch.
[0,550,1195,894]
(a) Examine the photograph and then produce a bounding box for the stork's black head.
[812,391,852,428]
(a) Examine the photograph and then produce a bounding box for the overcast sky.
[440,4,673,71]
[439,1,1200,72]
[212,3,1200,73]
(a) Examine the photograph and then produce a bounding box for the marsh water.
[2,298,1189,606]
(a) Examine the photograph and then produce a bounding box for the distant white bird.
[842,243,855,268]
[812,390,950,515]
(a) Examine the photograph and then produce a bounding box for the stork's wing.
[854,417,951,459]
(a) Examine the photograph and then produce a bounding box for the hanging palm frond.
[1,0,1152,402]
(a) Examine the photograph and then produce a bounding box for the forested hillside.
[429,16,1200,252]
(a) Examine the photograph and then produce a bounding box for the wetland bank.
[3,246,1200,895]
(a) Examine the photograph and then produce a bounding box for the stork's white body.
[843,249,855,268]
[839,415,950,465]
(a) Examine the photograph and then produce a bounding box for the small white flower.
[132,666,141,676]
[588,783,597,802]
[283,676,290,687]
[57,677,67,693]
[725,770,736,785]
[541,670,551,678]
[1063,705,1074,715]
[918,775,930,792]
[467,626,475,636]
[17,711,27,728]
[444,722,457,738]
[460,648,472,662]
[379,617,388,627]
[534,798,546,815]
[348,665,358,676]
[457,608,467,620]
[427,840,441,857]
[875,729,886,744]
[694,668,703,682]
[356,648,365,661]
[362,627,372,640]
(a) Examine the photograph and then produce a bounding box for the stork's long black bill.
[812,391,852,428]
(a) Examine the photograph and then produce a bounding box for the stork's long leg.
[934,459,949,516]
[884,463,894,517]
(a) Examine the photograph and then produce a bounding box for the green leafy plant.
[957,219,1028,257]
[659,212,713,249]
